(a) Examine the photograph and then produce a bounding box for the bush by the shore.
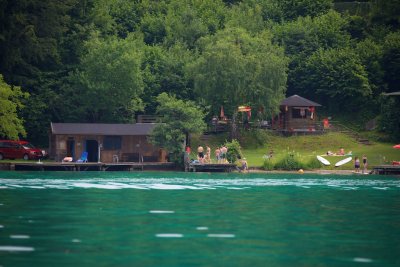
[262,152,322,171]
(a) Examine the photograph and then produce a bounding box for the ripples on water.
[1,172,400,266]
[0,171,399,190]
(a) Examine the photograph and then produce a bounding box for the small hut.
[275,95,322,134]
[49,123,167,163]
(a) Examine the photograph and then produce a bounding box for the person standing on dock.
[197,145,204,164]
[215,147,221,163]
[362,155,368,174]
[354,157,360,173]
[220,146,228,163]
[205,145,211,163]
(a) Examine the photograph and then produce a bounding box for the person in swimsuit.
[362,155,368,174]
[220,146,227,163]
[197,145,204,164]
[205,145,211,163]
[354,157,360,173]
[215,148,221,163]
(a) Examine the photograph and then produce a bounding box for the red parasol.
[393,144,400,149]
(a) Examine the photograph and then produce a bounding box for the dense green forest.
[0,0,399,145]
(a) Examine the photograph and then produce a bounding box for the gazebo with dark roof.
[275,95,322,134]
[280,95,322,107]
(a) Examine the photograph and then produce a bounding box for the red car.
[0,140,43,160]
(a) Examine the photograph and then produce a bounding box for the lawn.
[191,131,400,170]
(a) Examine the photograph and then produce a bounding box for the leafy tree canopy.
[0,75,29,139]
[248,0,332,22]
[141,43,196,114]
[275,0,332,21]
[188,27,288,118]
[164,0,226,48]
[73,33,145,122]
[149,93,206,162]
[299,47,371,112]
[272,10,351,96]
[381,31,400,92]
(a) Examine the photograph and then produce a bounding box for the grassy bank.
[191,131,400,170]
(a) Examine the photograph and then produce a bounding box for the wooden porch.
[0,162,176,171]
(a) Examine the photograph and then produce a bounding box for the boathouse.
[49,123,167,163]
[275,95,322,134]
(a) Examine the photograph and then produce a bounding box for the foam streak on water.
[0,176,399,190]
[0,246,34,252]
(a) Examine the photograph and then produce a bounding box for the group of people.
[354,155,368,173]
[185,145,248,171]
[326,148,352,156]
[214,146,228,164]
[195,145,211,164]
[194,145,229,164]
[195,145,248,172]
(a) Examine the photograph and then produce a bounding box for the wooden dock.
[0,162,176,171]
[371,165,400,175]
[186,163,236,172]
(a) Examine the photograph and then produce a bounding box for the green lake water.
[0,171,399,267]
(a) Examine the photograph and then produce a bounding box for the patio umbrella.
[220,105,225,119]
[393,144,400,149]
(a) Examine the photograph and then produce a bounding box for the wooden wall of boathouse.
[49,134,167,163]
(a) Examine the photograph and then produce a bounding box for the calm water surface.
[0,171,399,266]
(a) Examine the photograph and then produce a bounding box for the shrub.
[224,139,243,163]
[304,157,322,169]
[262,158,275,171]
[274,152,305,170]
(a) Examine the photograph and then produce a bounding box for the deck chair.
[76,151,88,163]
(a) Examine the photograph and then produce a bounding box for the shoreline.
[248,168,360,175]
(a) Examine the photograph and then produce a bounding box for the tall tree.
[273,0,332,21]
[298,47,371,112]
[164,0,226,48]
[149,93,206,163]
[0,75,29,139]
[370,0,400,30]
[0,0,92,145]
[381,31,400,93]
[272,10,351,96]
[225,2,265,33]
[140,43,196,114]
[249,0,332,22]
[72,33,145,122]
[188,27,288,122]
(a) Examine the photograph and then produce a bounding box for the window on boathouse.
[103,136,122,150]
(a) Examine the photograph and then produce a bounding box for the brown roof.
[51,123,157,135]
[280,95,321,107]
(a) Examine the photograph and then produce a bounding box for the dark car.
[0,140,43,160]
